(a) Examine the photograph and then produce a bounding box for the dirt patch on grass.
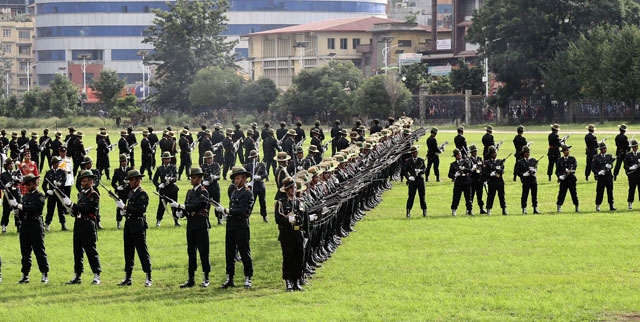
[603,313,640,321]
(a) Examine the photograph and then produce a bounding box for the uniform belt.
[549,146,557,148]
[190,212,208,216]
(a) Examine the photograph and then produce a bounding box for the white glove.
[47,190,54,196]
[17,203,23,210]
[212,175,220,181]
[158,183,166,189]
[523,172,530,177]
[117,186,124,191]
[454,172,460,177]
[169,201,180,208]
[215,205,225,213]
[598,170,605,176]
[5,182,12,188]
[8,198,18,207]
[254,176,262,182]
[203,180,210,186]
[606,163,613,169]
[529,167,537,173]
[297,166,303,171]
[115,200,125,209]
[11,176,19,182]
[309,214,317,221]
[631,164,638,170]
[62,197,72,206]
[490,171,496,177]
[408,176,415,181]
[54,181,62,187]
[559,175,566,180]
[288,216,296,223]
[496,166,502,170]
[471,164,477,171]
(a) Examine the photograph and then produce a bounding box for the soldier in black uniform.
[250,123,259,141]
[9,131,19,160]
[482,125,495,160]
[139,130,152,178]
[294,121,305,144]
[211,124,225,165]
[12,174,49,284]
[233,123,246,165]
[614,124,629,181]
[112,154,131,229]
[483,146,508,215]
[201,151,221,224]
[547,124,561,182]
[261,122,271,140]
[335,129,350,152]
[274,152,291,200]
[370,118,383,135]
[289,146,305,175]
[330,120,341,156]
[167,131,178,165]
[153,152,180,226]
[513,125,527,181]
[17,129,29,160]
[216,166,255,289]
[222,129,236,180]
[28,131,41,171]
[303,145,319,170]
[115,169,152,287]
[147,127,159,170]
[403,146,426,218]
[64,127,77,158]
[96,130,111,180]
[118,130,129,160]
[178,129,192,181]
[63,170,102,285]
[425,127,441,182]
[76,156,102,228]
[454,126,468,158]
[263,128,278,178]
[309,120,324,141]
[39,129,51,172]
[126,126,137,168]
[592,142,616,211]
[624,139,640,210]
[310,129,323,164]
[1,158,22,233]
[243,130,256,161]
[50,131,62,158]
[276,121,288,141]
[448,148,473,216]
[515,146,540,214]
[282,129,296,159]
[198,129,213,166]
[556,144,579,213]
[170,167,211,288]
[274,176,305,291]
[71,132,86,177]
[244,150,268,223]
[468,145,486,214]
[584,124,598,181]
[43,156,68,231]
[197,124,208,142]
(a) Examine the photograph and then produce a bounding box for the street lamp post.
[57,66,67,76]
[293,41,310,72]
[136,50,150,100]
[77,53,92,94]
[25,60,39,92]
[378,36,396,75]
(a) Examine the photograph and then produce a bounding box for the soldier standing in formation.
[468,145,486,214]
[96,130,110,180]
[276,121,287,141]
[262,128,278,178]
[403,146,427,218]
[9,131,19,160]
[311,120,325,141]
[233,123,245,165]
[170,167,211,288]
[153,152,180,226]
[614,124,629,181]
[178,129,192,181]
[140,130,153,178]
[282,129,296,158]
[454,126,468,158]
[198,129,213,166]
[71,132,86,176]
[147,127,159,170]
[482,125,494,159]
[243,130,256,161]
[201,151,221,225]
[11,174,49,284]
[245,150,268,223]
[483,146,507,215]
[556,144,579,213]
[294,121,306,144]
[112,154,131,229]
[592,142,616,211]
[274,176,305,291]
[425,127,441,182]
[448,148,473,216]
[50,131,62,158]
[331,120,341,156]
[370,118,383,135]
[64,127,77,161]
[63,170,102,285]
[215,166,254,289]
[274,152,291,201]
[39,129,52,172]
[516,146,540,214]
[28,132,41,170]
[335,129,350,152]
[222,129,236,180]
[115,169,152,287]
[43,156,67,231]
[310,129,323,164]
[584,124,598,181]
[1,158,22,233]
[126,127,137,168]
[513,125,527,181]
[624,139,640,210]
[547,124,561,182]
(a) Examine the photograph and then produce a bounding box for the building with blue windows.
[34,0,387,87]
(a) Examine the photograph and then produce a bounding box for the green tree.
[111,94,140,119]
[188,67,244,110]
[90,69,125,109]
[400,63,429,94]
[47,74,81,117]
[238,78,279,113]
[605,24,640,120]
[5,95,20,118]
[428,76,454,94]
[22,89,42,118]
[143,0,238,113]
[449,58,484,95]
[352,75,412,119]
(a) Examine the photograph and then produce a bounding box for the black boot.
[92,273,101,285]
[285,280,293,291]
[180,272,195,288]
[118,273,132,286]
[262,216,269,223]
[244,276,252,289]
[174,219,181,226]
[480,207,486,214]
[502,208,508,216]
[41,273,48,284]
[200,272,210,287]
[293,279,304,291]
[66,274,81,285]
[18,274,29,284]
[145,272,152,287]
[220,274,234,289]
[61,223,68,231]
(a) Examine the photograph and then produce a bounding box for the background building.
[33,0,387,90]
[0,13,35,96]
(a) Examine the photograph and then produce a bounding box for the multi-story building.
[33,0,387,89]
[0,13,36,95]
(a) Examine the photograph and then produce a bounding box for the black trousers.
[521,180,538,208]
[547,155,558,177]
[223,155,235,179]
[187,228,210,273]
[486,180,506,209]
[178,154,192,178]
[557,180,579,206]
[629,175,640,203]
[40,152,51,173]
[1,197,20,228]
[20,223,49,274]
[280,233,304,281]
[225,228,253,277]
[45,194,66,226]
[331,140,338,156]
[596,177,614,205]
[252,190,267,218]
[614,154,625,177]
[73,159,81,177]
[237,149,245,165]
[264,157,277,178]
[471,182,484,208]
[426,155,439,180]
[451,182,472,211]
[156,188,178,221]
[141,155,153,178]
[585,153,595,178]
[73,223,101,274]
[151,152,157,169]
[129,152,135,168]
[206,184,221,220]
[123,228,152,274]
[406,181,426,210]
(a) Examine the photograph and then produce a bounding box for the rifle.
[128,142,138,154]
[153,191,177,219]
[44,177,73,214]
[495,139,504,151]
[559,134,570,144]
[18,142,29,153]
[84,146,94,154]
[150,142,159,154]
[0,176,19,213]
[526,141,534,147]
[599,136,609,144]
[322,141,330,151]
[211,142,222,153]
[39,137,51,151]
[524,155,545,177]
[295,137,306,148]
[437,141,448,154]
[107,142,117,152]
[62,137,72,148]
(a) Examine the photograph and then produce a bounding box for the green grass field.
[1,127,640,321]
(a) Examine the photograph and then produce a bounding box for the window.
[38,74,56,86]
[327,38,335,49]
[85,73,95,84]
[121,5,128,13]
[19,78,29,86]
[2,29,11,38]
[398,40,412,47]
[18,45,31,54]
[19,31,30,39]
[112,49,146,60]
[352,38,360,49]
[71,49,103,61]
[37,50,66,61]
[4,62,10,69]
[143,5,150,12]
[340,38,347,49]
[19,61,28,70]
[2,44,11,53]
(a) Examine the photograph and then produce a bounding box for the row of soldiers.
[0,117,416,290]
